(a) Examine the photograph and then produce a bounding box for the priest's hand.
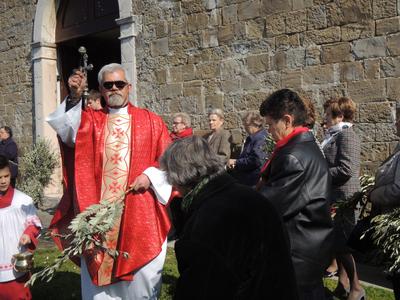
[19,234,31,246]
[68,69,86,101]
[130,174,151,192]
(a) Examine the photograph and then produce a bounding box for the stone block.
[387,78,400,101]
[359,102,395,123]
[209,8,222,26]
[340,61,364,81]
[354,123,376,142]
[241,75,262,91]
[375,124,398,142]
[305,46,321,66]
[321,42,352,64]
[181,95,205,114]
[170,18,185,35]
[381,57,400,77]
[181,64,196,81]
[364,59,381,79]
[271,51,287,71]
[340,21,375,41]
[387,33,400,56]
[376,16,400,35]
[220,59,242,79]
[304,27,341,45]
[218,25,235,44]
[150,37,169,56]
[246,53,270,74]
[203,0,217,10]
[361,142,389,162]
[224,112,241,129]
[307,5,327,30]
[327,0,372,26]
[183,80,203,97]
[238,0,260,20]
[160,83,183,99]
[245,19,265,39]
[182,1,206,14]
[243,91,269,110]
[293,0,313,10]
[155,69,167,84]
[222,4,238,25]
[276,34,300,50]
[220,79,240,93]
[287,48,306,69]
[196,62,220,79]
[373,0,397,19]
[206,93,224,109]
[261,0,292,14]
[265,13,286,37]
[303,64,335,85]
[187,13,209,32]
[347,79,386,103]
[353,37,387,59]
[265,71,282,90]
[156,20,168,38]
[201,29,219,48]
[281,69,303,89]
[168,66,183,83]
[286,10,307,34]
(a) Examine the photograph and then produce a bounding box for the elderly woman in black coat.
[160,136,298,300]
[258,89,333,300]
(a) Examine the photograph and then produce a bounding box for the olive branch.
[27,187,133,286]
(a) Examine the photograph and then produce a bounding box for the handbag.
[347,216,375,253]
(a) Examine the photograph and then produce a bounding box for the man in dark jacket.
[161,136,298,300]
[258,89,333,300]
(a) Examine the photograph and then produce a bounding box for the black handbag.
[347,216,375,253]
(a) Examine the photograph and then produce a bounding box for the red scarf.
[170,127,193,141]
[0,186,14,208]
[260,127,309,175]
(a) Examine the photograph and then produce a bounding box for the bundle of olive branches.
[371,208,400,273]
[27,190,130,286]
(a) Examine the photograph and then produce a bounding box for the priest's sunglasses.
[102,81,128,90]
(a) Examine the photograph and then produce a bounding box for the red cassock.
[50,103,171,286]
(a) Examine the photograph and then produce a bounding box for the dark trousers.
[298,280,326,300]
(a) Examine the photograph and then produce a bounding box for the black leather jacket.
[260,131,333,286]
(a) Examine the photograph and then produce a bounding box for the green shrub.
[17,139,58,208]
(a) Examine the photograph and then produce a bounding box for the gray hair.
[208,108,224,120]
[97,63,128,85]
[242,111,264,128]
[172,112,191,128]
[160,136,225,190]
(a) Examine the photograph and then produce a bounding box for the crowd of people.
[1,62,400,300]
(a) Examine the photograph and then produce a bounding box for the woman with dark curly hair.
[258,89,333,300]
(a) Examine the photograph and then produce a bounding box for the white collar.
[108,106,128,114]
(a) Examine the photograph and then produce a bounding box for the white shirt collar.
[108,106,128,114]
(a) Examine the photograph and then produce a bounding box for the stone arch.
[32,0,140,194]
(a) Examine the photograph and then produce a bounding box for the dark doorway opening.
[57,28,121,100]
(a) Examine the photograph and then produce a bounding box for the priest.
[47,63,172,299]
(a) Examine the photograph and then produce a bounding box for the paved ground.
[37,196,394,292]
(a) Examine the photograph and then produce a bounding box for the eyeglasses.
[102,81,128,90]
[173,121,183,125]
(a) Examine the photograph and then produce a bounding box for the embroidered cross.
[112,127,125,139]
[110,153,122,165]
[109,181,122,193]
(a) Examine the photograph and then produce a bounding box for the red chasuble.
[50,103,171,286]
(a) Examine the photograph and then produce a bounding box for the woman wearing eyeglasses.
[204,108,231,164]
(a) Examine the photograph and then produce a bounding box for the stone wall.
[136,0,400,172]
[0,0,35,151]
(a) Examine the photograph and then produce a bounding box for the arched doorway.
[32,0,139,195]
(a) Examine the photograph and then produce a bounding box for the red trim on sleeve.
[23,225,41,250]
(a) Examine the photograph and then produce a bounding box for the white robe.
[46,101,172,300]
